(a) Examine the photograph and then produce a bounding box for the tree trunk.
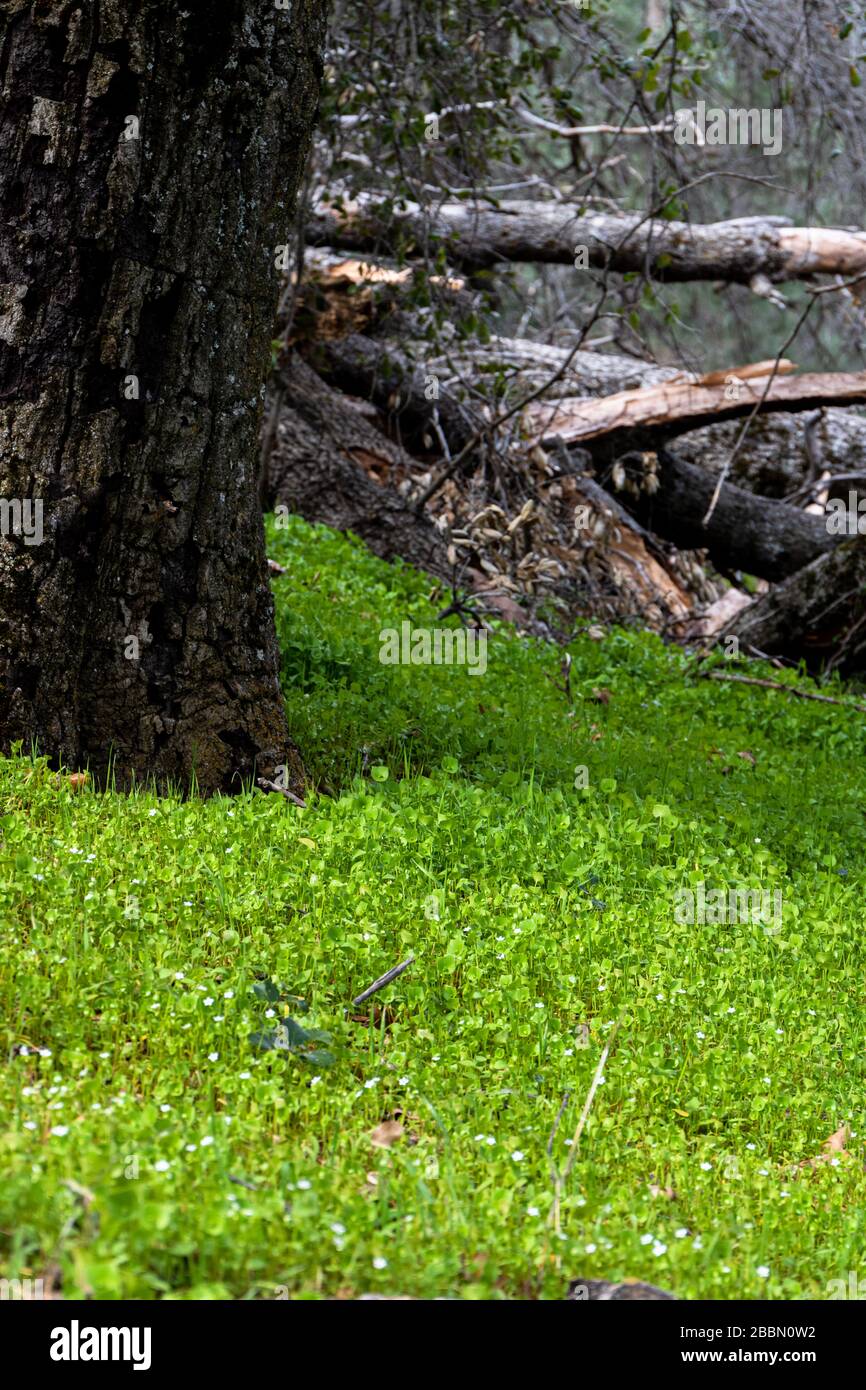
[0,0,325,792]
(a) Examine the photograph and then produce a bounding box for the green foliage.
[2,516,866,1299]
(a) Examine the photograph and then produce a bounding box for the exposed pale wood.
[525,370,866,457]
[308,192,866,283]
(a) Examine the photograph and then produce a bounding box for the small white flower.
[208,1052,219,1062]
[154,1160,171,1172]
[640,1233,654,1246]
[696,1031,705,1039]
[364,1077,379,1089]
[224,990,234,999]
[264,1008,275,1019]
[652,1241,667,1257]
[200,1136,214,1147]
[511,1150,524,1162]
[40,1049,51,1058]
[398,1076,409,1085]
[238,1071,251,1080]
[564,1048,573,1057]
[700,1161,712,1171]
[203,997,214,1007]
[23,1121,36,1131]
[186,1143,197,1152]
[585,1243,597,1254]
[756,1265,770,1279]
[297,1179,311,1190]
[49,1124,68,1137]
[159,1104,171,1113]
[175,972,185,980]
[746,1143,756,1150]
[331,1222,346,1235]
[148,809,158,817]
[675,1228,688,1239]
[310,1076,322,1087]
[372,1257,388,1270]
[486,1136,496,1146]
[527,1206,540,1217]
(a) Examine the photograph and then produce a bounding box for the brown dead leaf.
[589,724,604,742]
[586,625,606,641]
[370,1119,404,1149]
[736,750,756,766]
[648,1184,677,1201]
[591,687,612,705]
[800,1123,850,1168]
[68,772,88,791]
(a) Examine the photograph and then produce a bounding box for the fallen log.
[728,537,866,672]
[526,368,866,463]
[311,321,866,501]
[265,356,453,580]
[310,332,482,455]
[612,447,836,582]
[308,193,866,284]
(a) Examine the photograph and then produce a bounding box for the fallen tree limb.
[308,193,866,283]
[527,368,866,461]
[612,446,835,581]
[698,669,866,714]
[294,264,866,503]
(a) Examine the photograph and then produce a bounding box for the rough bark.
[729,538,866,672]
[267,356,453,579]
[0,0,325,792]
[612,448,835,582]
[308,193,866,284]
[310,333,482,455]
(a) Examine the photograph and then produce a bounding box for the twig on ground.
[549,1017,623,1236]
[352,956,415,1008]
[700,669,866,713]
[256,777,306,808]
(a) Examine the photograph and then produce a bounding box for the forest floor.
[2,515,866,1299]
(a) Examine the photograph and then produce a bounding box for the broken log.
[526,368,866,463]
[729,537,866,673]
[266,356,453,580]
[308,193,866,284]
[613,447,836,582]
